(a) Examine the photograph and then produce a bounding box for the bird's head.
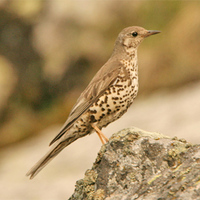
[114,26,160,56]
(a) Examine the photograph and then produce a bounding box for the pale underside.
[50,54,138,145]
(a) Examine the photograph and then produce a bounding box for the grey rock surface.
[69,127,200,200]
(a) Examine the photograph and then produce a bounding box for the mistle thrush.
[27,26,160,179]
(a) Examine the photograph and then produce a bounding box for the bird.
[26,26,160,179]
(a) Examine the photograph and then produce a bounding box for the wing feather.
[49,58,121,145]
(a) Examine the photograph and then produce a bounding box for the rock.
[69,127,200,200]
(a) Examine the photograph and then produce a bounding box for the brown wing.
[49,58,121,145]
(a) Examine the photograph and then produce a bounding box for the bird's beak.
[144,30,161,38]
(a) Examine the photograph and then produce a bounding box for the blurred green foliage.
[0,1,200,147]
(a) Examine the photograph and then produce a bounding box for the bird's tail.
[26,134,77,179]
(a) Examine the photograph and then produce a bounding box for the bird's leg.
[95,129,105,144]
[91,124,109,144]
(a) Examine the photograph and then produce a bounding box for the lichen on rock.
[69,127,200,200]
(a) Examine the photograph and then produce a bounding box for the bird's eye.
[132,32,138,37]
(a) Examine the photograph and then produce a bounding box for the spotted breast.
[88,54,138,129]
